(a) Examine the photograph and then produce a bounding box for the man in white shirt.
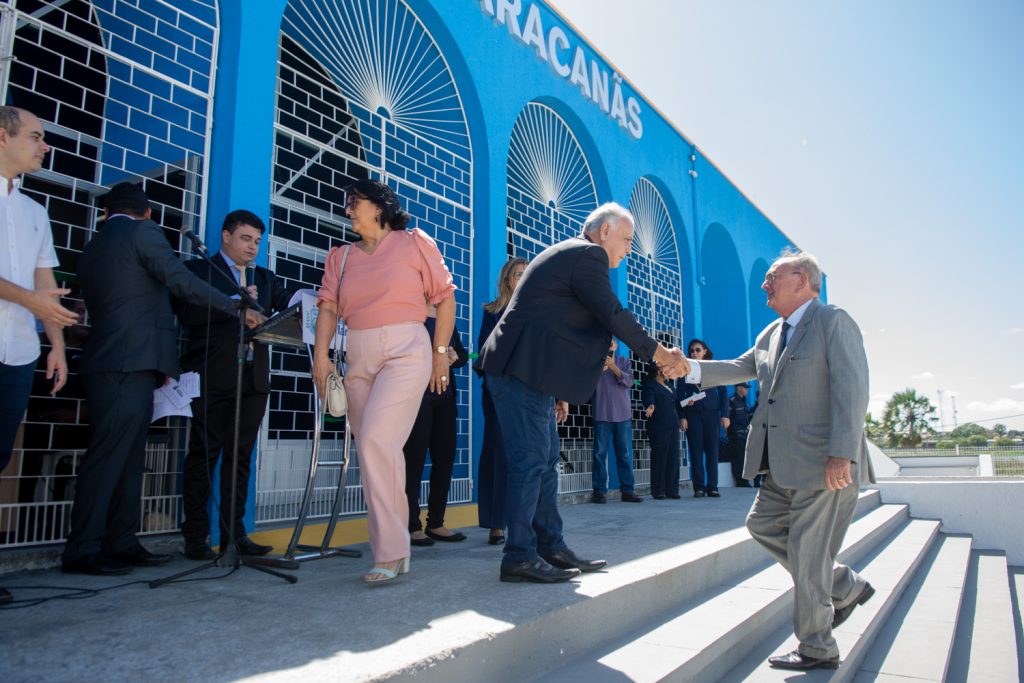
[0,106,76,604]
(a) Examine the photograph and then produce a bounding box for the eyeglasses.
[345,195,365,209]
[764,270,802,286]
[689,347,704,354]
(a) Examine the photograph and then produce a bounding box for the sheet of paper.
[679,390,707,408]
[151,372,201,423]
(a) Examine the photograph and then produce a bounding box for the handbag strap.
[332,245,352,375]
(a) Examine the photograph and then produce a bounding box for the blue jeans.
[485,374,568,565]
[592,420,634,494]
[0,361,35,472]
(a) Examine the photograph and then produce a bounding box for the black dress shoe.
[708,489,721,498]
[693,490,705,498]
[425,528,467,542]
[184,540,217,561]
[668,494,681,499]
[0,588,12,605]
[500,559,580,583]
[540,548,607,573]
[411,535,435,547]
[234,536,273,556]
[833,582,875,627]
[652,494,666,500]
[62,554,133,576]
[621,492,643,503]
[590,491,607,504]
[111,544,173,567]
[768,650,840,670]
[488,532,505,545]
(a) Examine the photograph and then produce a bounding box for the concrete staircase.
[396,490,1022,682]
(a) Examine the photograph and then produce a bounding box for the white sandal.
[363,557,410,586]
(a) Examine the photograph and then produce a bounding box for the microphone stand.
[151,233,298,588]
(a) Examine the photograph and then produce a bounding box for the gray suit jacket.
[696,298,874,490]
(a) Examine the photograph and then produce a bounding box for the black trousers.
[403,392,457,532]
[648,426,680,498]
[64,370,160,562]
[181,366,268,542]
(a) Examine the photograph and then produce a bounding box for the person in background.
[312,179,456,586]
[590,338,642,504]
[475,257,526,545]
[677,339,729,498]
[403,306,468,546]
[176,210,294,560]
[726,382,754,487]
[0,106,74,603]
[64,183,258,576]
[640,363,680,500]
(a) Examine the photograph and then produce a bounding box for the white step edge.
[723,517,941,682]
[948,550,1021,682]
[853,533,973,682]
[531,503,910,683]
[394,493,884,682]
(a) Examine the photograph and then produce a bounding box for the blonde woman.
[474,257,527,544]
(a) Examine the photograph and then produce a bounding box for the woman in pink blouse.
[313,179,456,585]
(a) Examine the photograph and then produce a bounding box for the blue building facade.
[0,0,800,547]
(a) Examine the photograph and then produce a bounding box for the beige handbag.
[323,245,351,418]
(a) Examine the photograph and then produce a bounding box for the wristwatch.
[435,345,448,354]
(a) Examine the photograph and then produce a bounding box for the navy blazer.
[676,381,729,420]
[78,216,237,379]
[641,380,679,432]
[476,238,658,404]
[174,253,294,394]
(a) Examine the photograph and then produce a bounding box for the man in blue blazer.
[477,202,688,583]
[62,183,263,575]
[683,251,874,670]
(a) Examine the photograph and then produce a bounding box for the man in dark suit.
[176,210,293,560]
[63,183,263,575]
[684,251,874,670]
[477,202,688,583]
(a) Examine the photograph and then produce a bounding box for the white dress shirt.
[684,298,815,385]
[0,175,59,365]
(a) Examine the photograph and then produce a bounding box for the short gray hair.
[773,248,822,293]
[581,202,633,237]
[0,106,25,136]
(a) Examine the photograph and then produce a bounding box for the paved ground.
[0,488,758,682]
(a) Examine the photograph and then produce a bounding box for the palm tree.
[880,389,937,447]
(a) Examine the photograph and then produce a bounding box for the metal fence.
[882,445,1024,477]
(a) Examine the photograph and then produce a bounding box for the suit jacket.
[696,298,874,490]
[476,238,658,404]
[78,217,237,378]
[174,253,293,395]
[641,380,679,432]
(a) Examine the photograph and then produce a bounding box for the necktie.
[237,265,246,287]
[776,322,791,362]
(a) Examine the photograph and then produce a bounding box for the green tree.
[950,423,988,439]
[966,434,988,447]
[864,413,883,442]
[993,423,1007,437]
[880,389,938,447]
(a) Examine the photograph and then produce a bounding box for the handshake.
[652,344,691,380]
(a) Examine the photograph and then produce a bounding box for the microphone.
[181,227,210,257]
[244,264,256,288]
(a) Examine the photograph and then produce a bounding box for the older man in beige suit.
[683,250,874,670]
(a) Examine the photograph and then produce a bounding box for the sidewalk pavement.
[0,488,759,683]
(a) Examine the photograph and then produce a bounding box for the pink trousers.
[344,323,431,562]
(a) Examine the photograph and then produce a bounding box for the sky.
[549,0,1024,432]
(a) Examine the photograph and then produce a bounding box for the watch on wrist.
[435,345,448,354]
